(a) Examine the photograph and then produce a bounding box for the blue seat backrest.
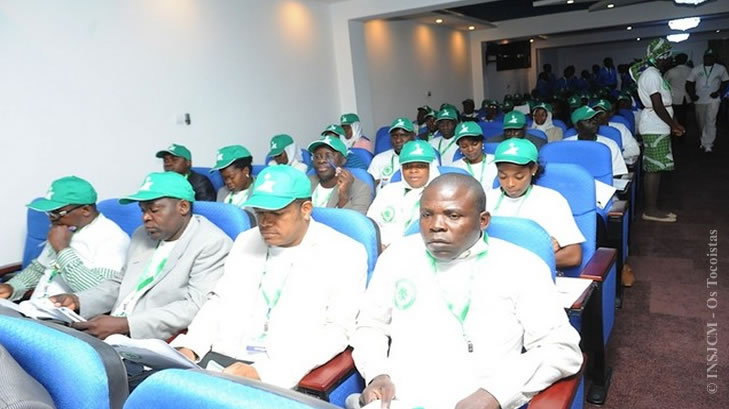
[483,127,503,139]
[311,208,379,284]
[123,369,339,409]
[564,127,577,138]
[609,114,631,134]
[484,142,500,154]
[540,140,613,186]
[301,149,312,168]
[552,119,568,134]
[405,216,556,281]
[617,109,636,134]
[598,125,622,150]
[251,164,267,176]
[98,199,143,237]
[527,128,548,141]
[192,201,254,240]
[191,167,224,193]
[374,126,392,155]
[349,147,374,168]
[478,120,502,135]
[22,205,50,268]
[536,163,597,277]
[0,315,127,409]
[390,166,470,183]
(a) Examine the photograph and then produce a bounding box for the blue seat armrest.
[579,248,617,282]
[528,354,586,409]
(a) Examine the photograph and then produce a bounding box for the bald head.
[420,174,490,261]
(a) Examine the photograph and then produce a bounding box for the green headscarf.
[630,38,672,82]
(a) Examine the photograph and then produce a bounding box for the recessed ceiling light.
[607,3,615,8]
[717,29,721,33]
[674,0,709,5]
[667,33,690,43]
[636,37,641,41]
[567,0,575,4]
[529,38,535,43]
[435,18,443,24]
[468,25,476,31]
[626,26,632,30]
[668,17,700,31]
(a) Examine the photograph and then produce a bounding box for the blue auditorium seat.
[192,201,255,240]
[191,167,224,193]
[98,198,143,237]
[527,128,548,141]
[123,369,338,409]
[374,126,392,155]
[349,148,374,169]
[552,119,568,134]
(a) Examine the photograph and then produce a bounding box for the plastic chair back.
[617,109,636,134]
[540,140,613,186]
[251,165,267,177]
[527,128,548,141]
[390,166,470,183]
[349,148,374,169]
[311,207,379,284]
[123,369,338,409]
[552,119,568,134]
[192,201,255,240]
[609,115,631,135]
[0,315,128,409]
[98,199,143,237]
[598,125,622,150]
[374,126,392,155]
[22,205,50,268]
[484,142,500,154]
[536,163,597,277]
[483,127,503,139]
[191,167,224,193]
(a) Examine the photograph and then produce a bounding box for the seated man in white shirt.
[349,173,583,409]
[564,106,628,176]
[368,117,417,191]
[172,165,367,388]
[591,99,641,165]
[0,176,129,302]
[51,172,231,340]
[429,106,461,166]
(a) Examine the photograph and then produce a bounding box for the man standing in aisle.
[686,48,729,153]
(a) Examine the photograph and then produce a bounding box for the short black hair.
[459,135,484,144]
[227,156,253,174]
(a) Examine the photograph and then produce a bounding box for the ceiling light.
[668,17,700,31]
[667,33,690,43]
[716,29,721,33]
[529,38,535,43]
[674,0,710,5]
[567,0,575,4]
[435,18,443,24]
[626,26,632,30]
[636,37,641,41]
[607,3,615,8]
[468,25,476,31]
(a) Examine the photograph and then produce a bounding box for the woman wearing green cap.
[211,145,255,208]
[340,113,373,153]
[367,140,440,250]
[267,134,308,173]
[530,103,563,142]
[487,139,585,269]
[631,37,685,222]
[451,122,497,194]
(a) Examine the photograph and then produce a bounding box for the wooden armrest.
[607,199,627,217]
[570,282,595,310]
[579,248,617,282]
[0,263,22,278]
[528,354,587,409]
[298,348,355,392]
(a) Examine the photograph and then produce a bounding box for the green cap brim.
[155,150,188,160]
[268,147,285,157]
[242,195,296,211]
[211,158,239,171]
[26,198,69,212]
[118,191,195,205]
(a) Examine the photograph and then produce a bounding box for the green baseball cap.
[503,111,526,130]
[571,106,600,125]
[418,105,432,112]
[307,134,348,157]
[592,99,612,112]
[568,96,583,109]
[486,99,499,107]
[502,100,514,111]
[454,121,484,143]
[211,145,252,171]
[503,94,513,101]
[436,107,458,122]
[322,124,346,138]
[399,140,436,165]
[389,117,415,133]
[705,48,715,56]
[531,102,552,113]
[340,113,360,125]
[156,144,192,161]
[242,165,311,210]
[424,108,437,119]
[494,139,538,165]
[119,172,195,205]
[27,176,98,212]
[617,93,631,102]
[268,134,294,158]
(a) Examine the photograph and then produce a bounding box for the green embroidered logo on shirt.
[381,206,395,223]
[382,165,393,177]
[394,278,417,310]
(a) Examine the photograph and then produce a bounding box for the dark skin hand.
[336,169,355,208]
[71,316,129,340]
[650,93,685,137]
[360,374,397,408]
[48,224,74,252]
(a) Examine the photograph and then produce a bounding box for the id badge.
[245,333,268,355]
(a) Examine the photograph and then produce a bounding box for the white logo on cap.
[503,142,519,156]
[256,173,276,193]
[271,141,277,149]
[323,135,333,144]
[340,115,346,122]
[168,144,177,151]
[139,176,154,192]
[217,153,224,161]
[328,125,337,132]
[412,144,424,156]
[507,115,519,124]
[441,109,448,115]
[460,123,469,133]
[395,119,405,128]
[45,186,54,200]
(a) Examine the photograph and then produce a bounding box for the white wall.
[362,19,472,130]
[0,0,340,262]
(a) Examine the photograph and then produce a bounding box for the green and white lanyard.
[425,233,489,353]
[382,153,397,179]
[703,65,714,88]
[258,248,293,334]
[437,136,457,156]
[401,188,422,232]
[113,241,172,317]
[36,262,62,298]
[493,185,533,216]
[464,155,488,185]
[225,188,250,208]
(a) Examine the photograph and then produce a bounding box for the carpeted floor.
[593,113,728,409]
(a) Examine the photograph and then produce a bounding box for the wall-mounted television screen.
[486,40,531,71]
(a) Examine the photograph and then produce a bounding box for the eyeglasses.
[312,153,337,162]
[47,205,83,219]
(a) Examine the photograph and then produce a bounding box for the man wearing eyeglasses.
[0,176,130,301]
[306,135,373,214]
